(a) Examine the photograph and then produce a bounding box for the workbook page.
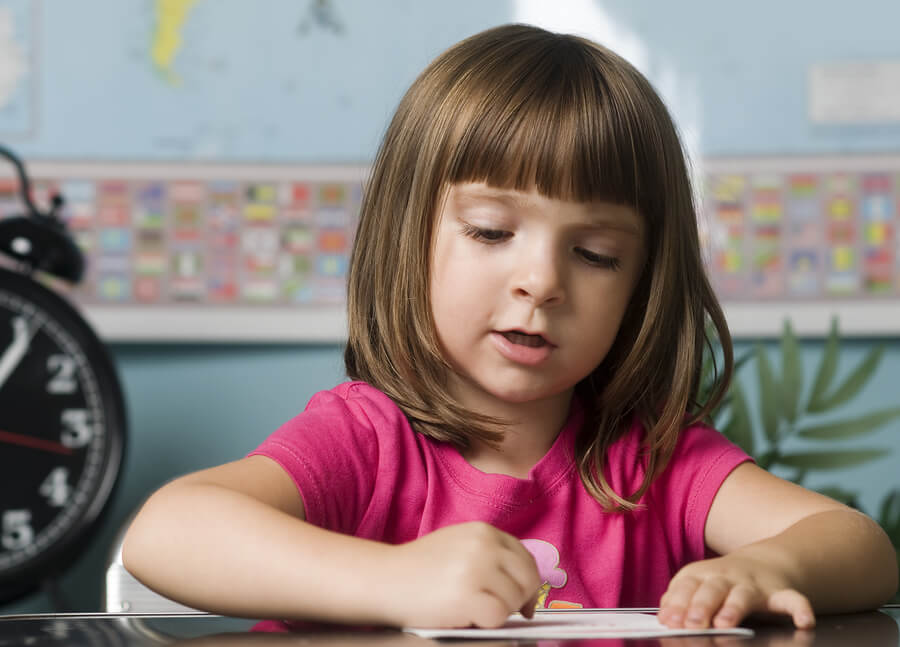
[405,610,754,639]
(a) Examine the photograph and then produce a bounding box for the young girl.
[123,23,897,631]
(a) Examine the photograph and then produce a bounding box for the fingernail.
[686,613,706,628]
[666,612,682,626]
[714,612,735,627]
[797,613,814,628]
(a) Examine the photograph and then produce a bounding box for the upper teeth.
[505,331,545,347]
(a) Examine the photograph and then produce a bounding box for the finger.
[500,544,543,603]
[459,525,538,614]
[470,543,541,616]
[658,575,702,627]
[712,584,762,628]
[682,576,732,629]
[767,589,815,629]
[520,587,541,619]
[478,563,532,616]
[469,591,515,628]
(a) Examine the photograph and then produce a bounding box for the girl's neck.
[457,387,574,479]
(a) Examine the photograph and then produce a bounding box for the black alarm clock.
[0,145,126,605]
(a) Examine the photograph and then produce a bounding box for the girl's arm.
[658,462,898,630]
[122,455,540,627]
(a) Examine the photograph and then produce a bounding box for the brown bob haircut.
[344,23,732,510]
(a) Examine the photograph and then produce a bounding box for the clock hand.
[0,317,36,390]
[0,429,74,456]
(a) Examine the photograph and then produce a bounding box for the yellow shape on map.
[152,0,198,85]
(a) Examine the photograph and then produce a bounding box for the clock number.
[47,354,78,394]
[1,510,34,550]
[60,409,92,448]
[39,467,71,507]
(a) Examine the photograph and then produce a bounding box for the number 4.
[40,467,71,507]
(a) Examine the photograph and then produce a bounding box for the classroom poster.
[1,156,899,339]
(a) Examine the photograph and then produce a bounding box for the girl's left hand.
[657,554,816,630]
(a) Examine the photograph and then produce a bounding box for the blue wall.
[3,0,899,613]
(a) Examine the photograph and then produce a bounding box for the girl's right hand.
[380,521,542,629]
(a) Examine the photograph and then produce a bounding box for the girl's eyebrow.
[453,186,521,208]
[579,214,644,238]
[453,186,643,237]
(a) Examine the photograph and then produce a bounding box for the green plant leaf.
[755,449,777,470]
[774,449,888,470]
[710,394,731,430]
[755,344,780,443]
[791,467,809,486]
[877,491,900,603]
[807,317,840,414]
[722,379,754,455]
[712,351,755,431]
[700,352,713,389]
[878,490,900,539]
[810,345,885,413]
[780,320,802,424]
[734,350,753,374]
[796,407,900,440]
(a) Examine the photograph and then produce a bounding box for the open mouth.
[500,330,548,348]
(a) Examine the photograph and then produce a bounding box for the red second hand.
[0,429,74,456]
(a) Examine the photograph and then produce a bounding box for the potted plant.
[703,318,900,601]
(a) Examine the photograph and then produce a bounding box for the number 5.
[1,510,34,550]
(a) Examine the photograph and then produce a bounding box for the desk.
[0,609,897,646]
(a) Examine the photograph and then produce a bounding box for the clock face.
[0,267,125,603]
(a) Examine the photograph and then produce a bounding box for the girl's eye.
[461,223,509,243]
[575,247,621,270]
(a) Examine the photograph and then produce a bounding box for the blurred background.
[0,0,899,613]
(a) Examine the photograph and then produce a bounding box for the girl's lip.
[490,331,555,366]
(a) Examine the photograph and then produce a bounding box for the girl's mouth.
[491,331,554,365]
[500,330,548,348]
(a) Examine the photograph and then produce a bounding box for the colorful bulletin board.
[703,155,900,336]
[0,162,365,341]
[1,156,899,341]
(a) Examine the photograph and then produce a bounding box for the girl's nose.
[510,247,565,307]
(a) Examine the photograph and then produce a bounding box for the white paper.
[405,610,754,640]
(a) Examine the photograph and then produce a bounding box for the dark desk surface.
[0,608,897,646]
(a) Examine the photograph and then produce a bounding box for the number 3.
[60,409,92,448]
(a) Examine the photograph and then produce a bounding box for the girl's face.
[429,182,646,414]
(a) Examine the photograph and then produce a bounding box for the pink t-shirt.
[250,381,750,611]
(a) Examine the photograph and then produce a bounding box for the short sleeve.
[248,385,380,534]
[648,425,752,562]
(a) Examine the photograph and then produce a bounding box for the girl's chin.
[471,382,575,408]
[448,369,576,410]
